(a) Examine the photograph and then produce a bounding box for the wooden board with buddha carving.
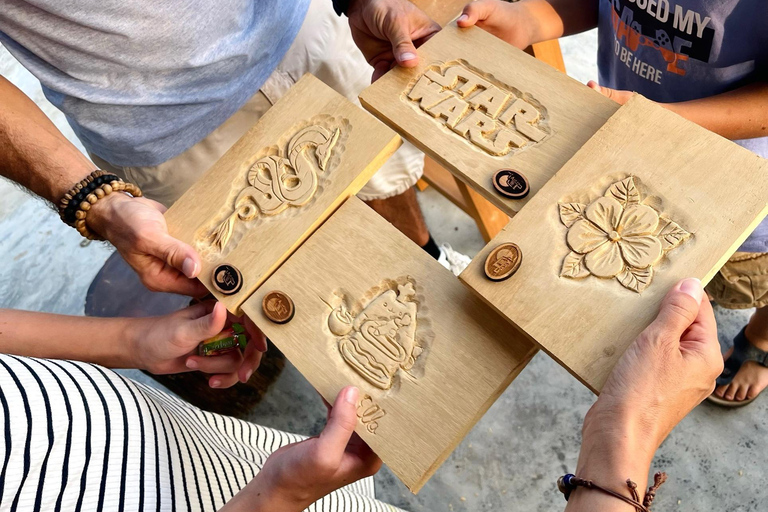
[165,74,401,313]
[241,197,536,493]
[359,23,620,216]
[460,96,768,393]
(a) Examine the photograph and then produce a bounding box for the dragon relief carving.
[205,123,342,252]
[327,281,427,390]
[558,176,691,293]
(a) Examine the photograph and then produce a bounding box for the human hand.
[132,301,267,388]
[347,0,441,81]
[457,0,538,49]
[222,387,381,511]
[87,193,208,296]
[587,81,634,105]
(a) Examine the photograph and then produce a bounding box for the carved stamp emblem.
[202,120,344,253]
[404,60,551,157]
[326,279,432,390]
[558,176,691,293]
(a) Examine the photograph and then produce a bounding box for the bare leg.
[365,187,430,246]
[714,305,768,402]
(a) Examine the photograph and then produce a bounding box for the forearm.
[220,474,307,512]
[523,0,598,44]
[664,82,768,140]
[0,75,96,203]
[0,309,139,367]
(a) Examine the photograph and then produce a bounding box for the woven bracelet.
[557,472,668,512]
[58,170,143,240]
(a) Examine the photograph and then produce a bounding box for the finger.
[186,348,243,374]
[238,338,263,383]
[647,278,704,346]
[457,0,496,27]
[243,316,268,353]
[318,387,360,460]
[143,229,202,280]
[386,17,420,66]
[209,372,240,389]
[179,302,228,343]
[587,81,633,105]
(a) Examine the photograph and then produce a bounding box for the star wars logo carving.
[327,281,426,390]
[405,61,551,157]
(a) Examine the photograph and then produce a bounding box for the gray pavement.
[2,30,765,511]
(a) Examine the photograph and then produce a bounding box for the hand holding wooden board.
[165,74,401,313]
[461,96,768,393]
[359,23,619,216]
[242,197,537,492]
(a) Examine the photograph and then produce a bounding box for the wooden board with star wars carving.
[241,197,537,493]
[359,23,620,216]
[165,74,401,313]
[460,96,768,394]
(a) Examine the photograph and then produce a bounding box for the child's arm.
[589,81,768,141]
[0,302,266,387]
[457,0,598,50]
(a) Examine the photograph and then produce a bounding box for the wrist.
[86,191,133,241]
[225,472,309,512]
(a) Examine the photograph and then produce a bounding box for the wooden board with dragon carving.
[242,197,536,493]
[359,23,620,216]
[165,74,401,313]
[460,96,768,393]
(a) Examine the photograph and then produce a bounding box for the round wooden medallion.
[492,169,530,199]
[484,243,523,281]
[262,291,295,324]
[212,264,243,295]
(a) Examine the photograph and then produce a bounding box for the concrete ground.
[2,31,766,511]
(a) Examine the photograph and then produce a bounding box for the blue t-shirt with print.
[597,0,768,252]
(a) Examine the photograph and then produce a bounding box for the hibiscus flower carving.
[558,176,690,293]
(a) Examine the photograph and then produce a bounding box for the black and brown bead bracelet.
[58,170,143,240]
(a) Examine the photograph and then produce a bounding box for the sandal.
[707,328,768,407]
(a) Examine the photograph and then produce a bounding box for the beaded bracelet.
[58,170,143,240]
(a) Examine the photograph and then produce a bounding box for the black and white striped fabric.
[0,354,402,511]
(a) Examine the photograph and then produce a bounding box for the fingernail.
[399,52,417,62]
[343,386,359,405]
[210,380,221,388]
[185,359,198,369]
[679,278,703,303]
[457,14,468,22]
[182,258,198,278]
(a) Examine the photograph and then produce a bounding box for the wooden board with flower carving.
[165,74,401,313]
[241,197,536,493]
[460,95,768,393]
[359,23,619,216]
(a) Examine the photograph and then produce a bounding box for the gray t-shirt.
[0,0,310,167]
[597,0,768,252]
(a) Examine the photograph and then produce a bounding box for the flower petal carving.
[657,217,691,250]
[567,219,609,254]
[585,241,624,278]
[619,235,663,269]
[560,251,590,279]
[605,176,641,206]
[558,203,587,228]
[620,204,659,236]
[585,196,623,233]
[617,267,653,293]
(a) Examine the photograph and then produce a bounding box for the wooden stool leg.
[529,40,567,73]
[454,176,510,242]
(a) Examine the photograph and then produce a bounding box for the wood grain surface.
[359,23,618,216]
[166,74,401,313]
[242,197,537,492]
[461,96,768,393]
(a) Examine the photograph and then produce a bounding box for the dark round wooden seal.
[492,169,530,199]
[262,291,295,324]
[212,264,243,295]
[484,243,523,281]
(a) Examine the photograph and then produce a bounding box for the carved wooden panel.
[242,197,536,493]
[360,24,620,215]
[461,96,768,393]
[166,74,401,313]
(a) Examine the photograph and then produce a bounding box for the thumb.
[180,301,228,343]
[457,0,496,27]
[648,278,704,343]
[150,232,201,279]
[386,20,419,66]
[318,387,360,458]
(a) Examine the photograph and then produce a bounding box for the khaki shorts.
[706,252,768,309]
[92,0,423,207]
